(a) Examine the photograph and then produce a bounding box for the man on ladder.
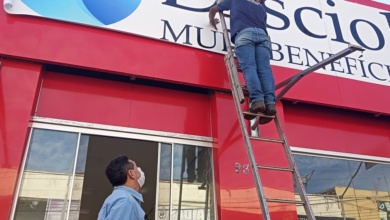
[209,0,276,124]
[207,1,320,219]
[207,1,363,219]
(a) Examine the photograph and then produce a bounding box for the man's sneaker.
[244,100,265,120]
[264,104,276,116]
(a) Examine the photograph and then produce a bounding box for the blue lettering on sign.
[350,19,385,50]
[265,1,290,30]
[295,7,326,39]
[381,12,390,28]
[160,19,193,45]
[286,45,303,65]
[160,18,390,83]
[161,0,389,52]
[345,57,357,75]
[270,42,284,61]
[159,1,390,84]
[325,12,350,44]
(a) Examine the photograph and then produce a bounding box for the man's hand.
[210,18,220,30]
[209,5,219,30]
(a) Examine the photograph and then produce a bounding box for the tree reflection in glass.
[14,129,79,220]
[294,154,390,220]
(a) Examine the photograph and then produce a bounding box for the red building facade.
[1,1,390,220]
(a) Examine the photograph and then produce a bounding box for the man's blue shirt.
[217,0,267,43]
[98,185,145,220]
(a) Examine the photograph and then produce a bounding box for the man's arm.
[209,0,231,30]
[209,6,219,30]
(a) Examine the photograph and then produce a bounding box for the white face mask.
[137,167,145,188]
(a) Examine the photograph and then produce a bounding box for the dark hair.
[105,155,134,187]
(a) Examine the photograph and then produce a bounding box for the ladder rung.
[243,112,275,119]
[250,137,284,143]
[222,13,230,18]
[257,165,293,172]
[266,198,305,205]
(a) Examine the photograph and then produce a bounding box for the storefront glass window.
[69,135,89,219]
[13,128,214,220]
[158,144,215,220]
[158,143,173,220]
[14,129,80,220]
[294,154,390,220]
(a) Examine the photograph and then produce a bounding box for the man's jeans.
[234,27,275,105]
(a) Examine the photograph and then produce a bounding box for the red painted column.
[211,92,297,220]
[0,59,42,220]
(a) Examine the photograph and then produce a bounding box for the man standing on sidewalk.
[98,155,146,220]
[209,0,276,124]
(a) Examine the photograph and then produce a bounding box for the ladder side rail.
[275,44,364,90]
[219,12,245,103]
[274,115,316,220]
[229,66,272,220]
[227,55,246,103]
[219,12,233,52]
[225,54,244,103]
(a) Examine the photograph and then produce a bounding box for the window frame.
[10,116,215,220]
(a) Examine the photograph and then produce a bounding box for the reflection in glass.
[158,143,172,220]
[171,144,214,220]
[70,135,90,219]
[14,129,79,220]
[158,144,215,220]
[294,154,390,220]
[14,128,216,220]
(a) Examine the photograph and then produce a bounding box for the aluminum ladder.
[218,10,364,220]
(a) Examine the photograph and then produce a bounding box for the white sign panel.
[3,0,390,87]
